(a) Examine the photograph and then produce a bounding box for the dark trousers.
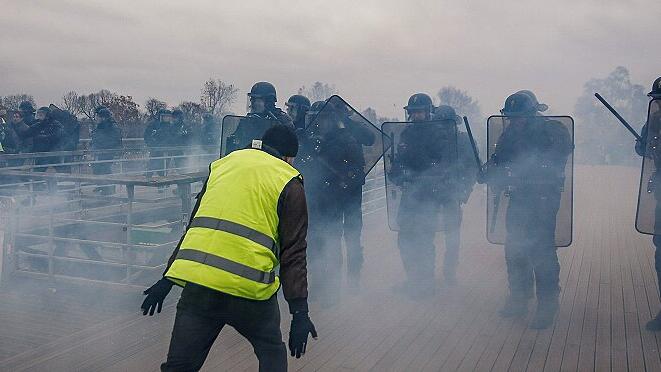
[441,201,462,276]
[504,193,561,302]
[340,186,364,276]
[397,198,463,286]
[307,211,343,305]
[162,284,287,372]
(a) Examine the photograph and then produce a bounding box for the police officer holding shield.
[633,77,661,330]
[482,91,573,329]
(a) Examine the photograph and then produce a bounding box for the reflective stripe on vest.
[176,249,276,284]
[189,216,279,257]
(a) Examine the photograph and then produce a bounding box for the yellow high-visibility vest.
[165,148,301,300]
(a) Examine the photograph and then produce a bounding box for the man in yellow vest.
[141,125,317,372]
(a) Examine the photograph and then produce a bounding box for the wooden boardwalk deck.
[3,165,661,371]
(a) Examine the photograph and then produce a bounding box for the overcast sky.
[1,0,659,120]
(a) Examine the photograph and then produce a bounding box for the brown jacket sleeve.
[277,177,310,313]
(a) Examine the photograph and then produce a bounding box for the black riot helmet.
[286,95,311,111]
[404,93,433,120]
[648,77,661,99]
[19,101,35,114]
[35,106,51,121]
[500,92,537,116]
[248,82,277,103]
[286,95,311,123]
[434,105,460,123]
[515,90,548,112]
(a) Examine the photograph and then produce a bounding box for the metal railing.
[0,146,386,288]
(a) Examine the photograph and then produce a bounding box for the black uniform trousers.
[397,194,462,287]
[652,199,661,299]
[504,191,561,302]
[161,284,287,372]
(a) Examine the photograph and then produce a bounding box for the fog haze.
[1,0,659,118]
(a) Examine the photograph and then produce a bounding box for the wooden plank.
[542,227,586,372]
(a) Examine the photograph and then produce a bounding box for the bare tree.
[62,91,81,114]
[201,78,238,116]
[298,82,338,102]
[574,66,647,165]
[437,86,482,120]
[176,101,205,124]
[437,86,484,148]
[2,94,36,111]
[361,107,397,125]
[78,94,98,120]
[145,98,167,120]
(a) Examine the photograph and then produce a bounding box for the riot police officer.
[223,82,294,156]
[144,109,173,177]
[91,106,122,193]
[390,94,476,297]
[18,101,36,127]
[17,101,36,152]
[634,76,661,330]
[434,105,477,284]
[0,108,20,155]
[170,109,193,171]
[482,92,572,329]
[286,94,311,131]
[200,113,220,147]
[20,106,65,171]
[49,104,80,173]
[247,82,293,127]
[298,97,375,304]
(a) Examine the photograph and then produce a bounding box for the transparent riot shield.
[486,115,574,247]
[220,115,280,157]
[381,120,459,231]
[636,99,661,235]
[296,95,385,187]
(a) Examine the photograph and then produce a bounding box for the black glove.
[141,278,173,316]
[288,312,317,358]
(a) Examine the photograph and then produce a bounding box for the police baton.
[462,116,484,178]
[594,93,642,141]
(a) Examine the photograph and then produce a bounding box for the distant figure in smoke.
[49,104,80,173]
[481,92,572,329]
[19,106,64,172]
[142,125,316,372]
[169,109,193,171]
[17,101,36,152]
[18,101,36,127]
[297,97,376,304]
[200,113,220,147]
[634,76,661,331]
[286,94,311,131]
[388,94,476,298]
[0,107,20,156]
[90,106,122,194]
[144,109,173,178]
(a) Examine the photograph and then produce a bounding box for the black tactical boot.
[646,310,661,331]
[530,297,559,329]
[499,295,528,318]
